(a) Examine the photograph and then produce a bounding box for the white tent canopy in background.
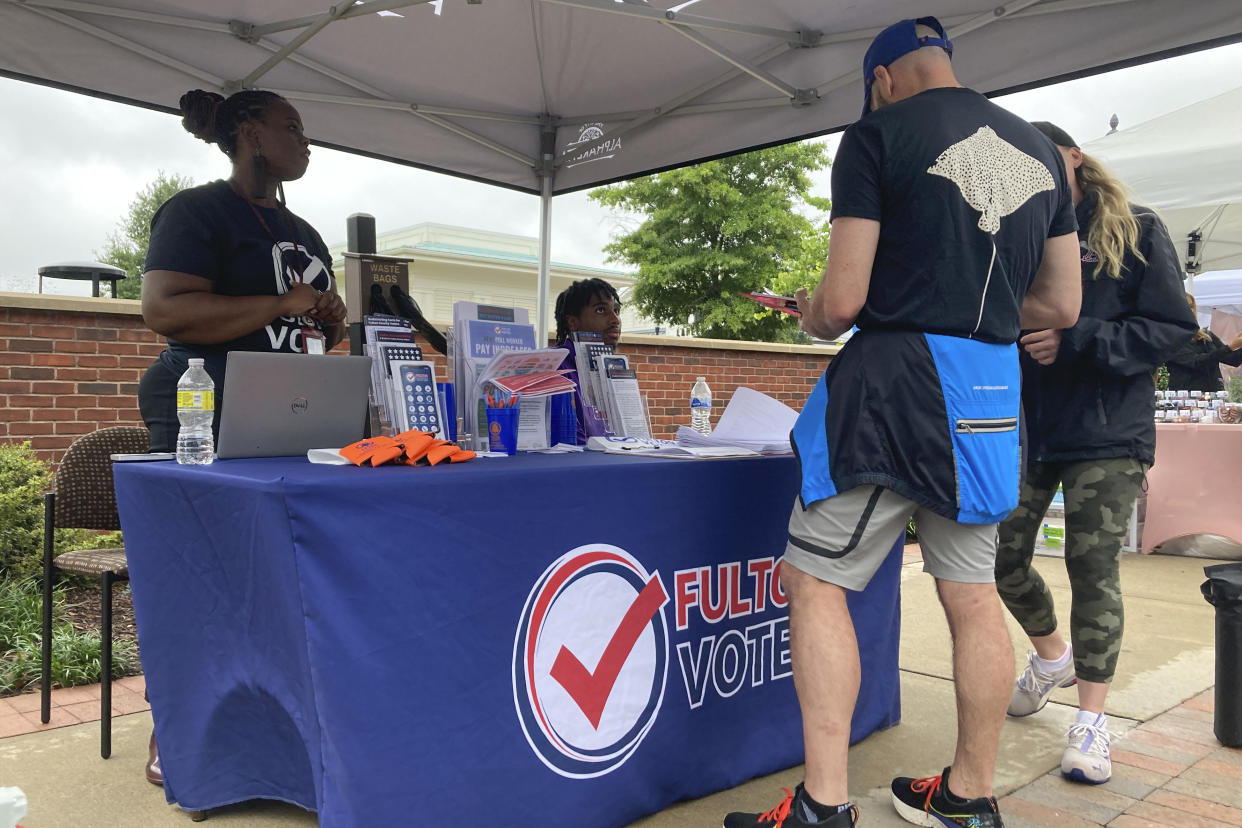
[1190,269,1242,320]
[2,0,1240,337]
[1084,85,1242,277]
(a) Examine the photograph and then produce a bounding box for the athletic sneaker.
[891,767,1004,827]
[1062,714,1113,784]
[1007,647,1077,717]
[723,785,857,828]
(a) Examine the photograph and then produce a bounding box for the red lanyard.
[248,201,320,332]
[248,202,307,285]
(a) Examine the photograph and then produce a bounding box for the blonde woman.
[1164,293,1242,391]
[994,121,1197,784]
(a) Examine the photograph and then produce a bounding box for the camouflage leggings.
[995,458,1146,683]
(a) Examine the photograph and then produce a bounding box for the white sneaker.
[1062,715,1112,784]
[1007,648,1076,717]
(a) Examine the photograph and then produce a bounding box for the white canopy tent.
[1084,85,1242,279]
[1189,269,1242,320]
[2,0,1240,337]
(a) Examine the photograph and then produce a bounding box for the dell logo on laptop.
[290,396,309,415]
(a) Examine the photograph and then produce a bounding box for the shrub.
[0,442,49,581]
[1228,373,1242,404]
[1,443,135,696]
[0,576,136,696]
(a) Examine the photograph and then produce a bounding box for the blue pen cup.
[549,392,577,446]
[437,382,456,441]
[486,406,518,455]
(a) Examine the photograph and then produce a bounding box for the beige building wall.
[328,222,666,336]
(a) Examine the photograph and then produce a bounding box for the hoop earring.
[251,153,268,199]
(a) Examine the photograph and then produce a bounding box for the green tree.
[590,142,830,342]
[97,171,194,299]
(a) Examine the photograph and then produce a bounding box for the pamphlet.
[377,342,423,432]
[451,302,535,449]
[516,397,550,451]
[570,331,613,411]
[484,370,576,402]
[599,355,650,439]
[741,290,801,317]
[475,347,570,450]
[362,314,417,433]
[391,360,445,438]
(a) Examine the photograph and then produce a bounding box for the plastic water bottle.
[0,787,26,828]
[176,357,215,465]
[690,376,712,435]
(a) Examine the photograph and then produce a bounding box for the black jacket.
[1164,330,1242,392]
[1022,194,1197,465]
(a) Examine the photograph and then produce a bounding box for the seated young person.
[553,278,622,442]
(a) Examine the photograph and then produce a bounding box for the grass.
[0,576,136,697]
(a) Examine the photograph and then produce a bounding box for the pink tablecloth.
[1143,423,1242,553]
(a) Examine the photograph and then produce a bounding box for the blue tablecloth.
[114,452,901,827]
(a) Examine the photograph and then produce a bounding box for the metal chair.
[40,426,149,759]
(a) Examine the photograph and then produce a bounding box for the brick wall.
[1,298,155,463]
[617,343,827,437]
[0,293,836,466]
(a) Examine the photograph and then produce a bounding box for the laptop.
[216,352,372,459]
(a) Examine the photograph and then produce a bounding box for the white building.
[328,223,667,336]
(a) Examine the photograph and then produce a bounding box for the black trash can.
[1201,562,1242,747]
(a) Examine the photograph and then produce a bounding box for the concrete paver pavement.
[2,550,1236,826]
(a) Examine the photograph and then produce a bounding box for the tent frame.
[1,0,1218,337]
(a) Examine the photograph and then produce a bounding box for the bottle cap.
[696,376,705,382]
[188,358,204,366]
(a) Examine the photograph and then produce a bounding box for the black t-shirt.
[831,87,1077,344]
[145,179,336,364]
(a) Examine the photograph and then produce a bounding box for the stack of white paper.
[585,436,757,459]
[675,387,798,454]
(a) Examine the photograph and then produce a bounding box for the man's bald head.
[893,24,954,71]
[862,16,958,116]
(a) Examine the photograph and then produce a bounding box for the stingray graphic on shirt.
[927,126,1056,334]
[928,126,1055,233]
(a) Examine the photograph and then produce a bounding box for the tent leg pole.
[537,173,553,344]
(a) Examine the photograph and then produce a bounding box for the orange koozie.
[339,436,403,466]
[398,432,437,464]
[424,443,461,465]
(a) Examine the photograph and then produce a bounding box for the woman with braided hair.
[137,88,346,787]
[994,121,1196,786]
[138,88,347,455]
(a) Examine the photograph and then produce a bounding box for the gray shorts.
[784,485,999,591]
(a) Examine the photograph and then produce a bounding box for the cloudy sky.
[2,40,1240,296]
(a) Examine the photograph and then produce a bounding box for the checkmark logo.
[514,545,670,778]
[549,575,669,729]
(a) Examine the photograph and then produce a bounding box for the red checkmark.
[549,575,668,729]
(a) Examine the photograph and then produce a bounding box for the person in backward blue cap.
[725,14,1085,828]
[861,16,954,118]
